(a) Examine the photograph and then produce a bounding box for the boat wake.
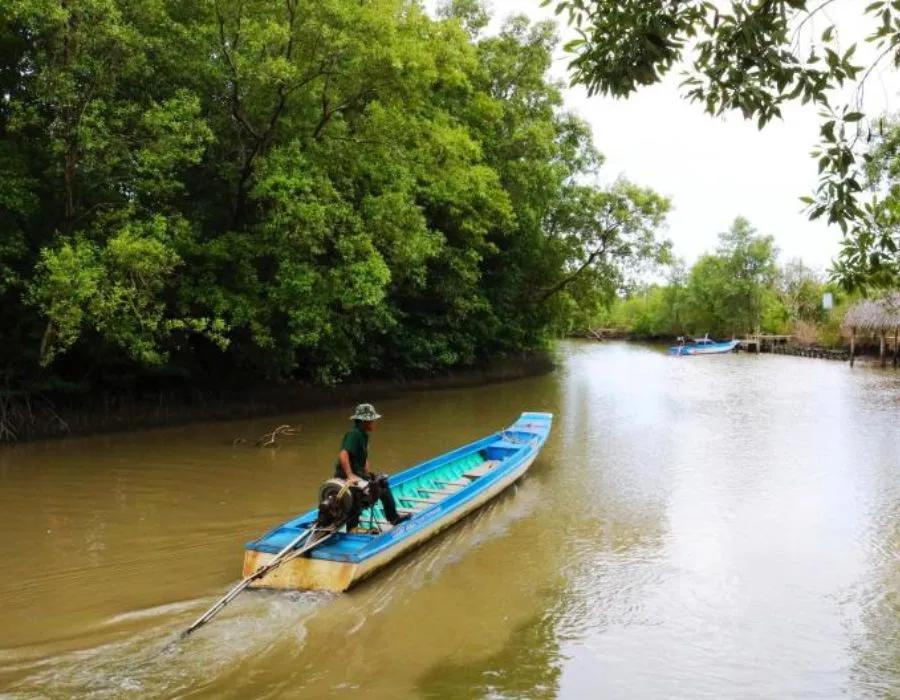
[0,589,331,699]
[103,599,200,626]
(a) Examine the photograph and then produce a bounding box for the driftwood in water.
[255,424,297,447]
[232,424,298,448]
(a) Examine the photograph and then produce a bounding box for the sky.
[428,0,900,275]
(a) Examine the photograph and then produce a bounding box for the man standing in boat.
[335,403,410,531]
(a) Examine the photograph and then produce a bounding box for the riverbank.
[768,344,849,361]
[570,331,900,365]
[0,353,555,444]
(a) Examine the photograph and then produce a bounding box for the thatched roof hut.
[842,292,900,366]
[842,292,900,332]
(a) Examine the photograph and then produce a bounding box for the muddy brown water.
[1,341,899,699]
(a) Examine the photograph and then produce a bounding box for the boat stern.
[243,548,358,593]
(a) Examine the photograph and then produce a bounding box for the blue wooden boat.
[242,412,553,592]
[667,336,739,356]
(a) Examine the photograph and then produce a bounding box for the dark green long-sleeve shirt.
[333,422,369,478]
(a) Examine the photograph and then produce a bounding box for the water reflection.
[848,471,900,699]
[417,590,563,700]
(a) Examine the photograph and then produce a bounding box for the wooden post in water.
[880,330,887,367]
[850,328,856,367]
[895,329,899,368]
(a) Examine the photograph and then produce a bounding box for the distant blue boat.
[242,412,553,592]
[668,336,740,356]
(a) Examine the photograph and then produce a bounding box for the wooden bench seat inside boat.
[399,495,443,505]
[435,478,470,488]
[418,487,463,497]
[463,460,499,480]
[359,453,505,529]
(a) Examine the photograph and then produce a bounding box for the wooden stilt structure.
[894,329,899,367]
[842,294,900,368]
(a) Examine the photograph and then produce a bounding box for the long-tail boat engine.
[315,475,390,528]
[316,479,355,527]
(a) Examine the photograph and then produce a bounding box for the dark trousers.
[346,483,401,529]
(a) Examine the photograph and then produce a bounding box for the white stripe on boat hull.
[242,454,537,592]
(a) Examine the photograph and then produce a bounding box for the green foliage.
[779,258,828,325]
[0,0,671,390]
[546,0,900,291]
[830,116,900,290]
[597,217,846,342]
[605,286,680,338]
[760,290,791,335]
[712,217,779,334]
[656,217,780,337]
[817,297,854,349]
[26,215,190,366]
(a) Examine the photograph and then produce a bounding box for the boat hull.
[243,453,537,592]
[668,340,739,356]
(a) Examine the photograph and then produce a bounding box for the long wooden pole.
[850,328,856,367]
[880,331,887,367]
[180,526,334,639]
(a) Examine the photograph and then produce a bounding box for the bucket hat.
[350,403,381,421]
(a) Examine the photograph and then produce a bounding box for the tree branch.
[789,0,840,49]
[536,243,607,304]
[216,0,259,141]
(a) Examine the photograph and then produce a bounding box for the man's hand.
[339,449,358,484]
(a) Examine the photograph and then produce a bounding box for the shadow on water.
[847,494,900,699]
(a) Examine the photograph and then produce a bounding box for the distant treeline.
[587,217,852,348]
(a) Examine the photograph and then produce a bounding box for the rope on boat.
[179,524,337,639]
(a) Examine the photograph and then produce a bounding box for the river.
[1,341,899,699]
